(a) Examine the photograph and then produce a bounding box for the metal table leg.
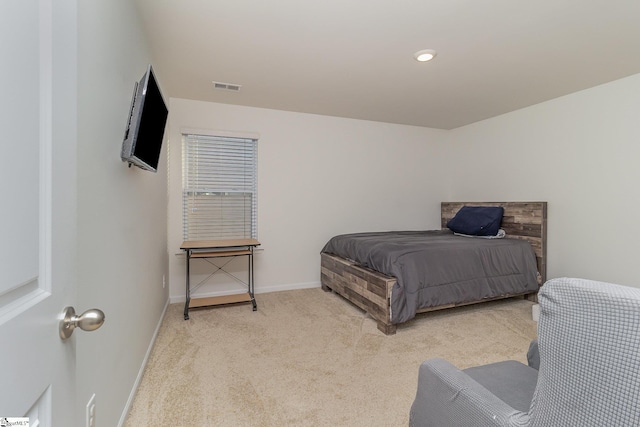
[249,246,257,311]
[184,250,191,320]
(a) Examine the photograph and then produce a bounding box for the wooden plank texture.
[321,253,396,334]
[181,238,260,250]
[189,293,252,308]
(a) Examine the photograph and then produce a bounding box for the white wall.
[167,99,449,300]
[447,73,640,287]
[169,72,640,298]
[76,1,168,426]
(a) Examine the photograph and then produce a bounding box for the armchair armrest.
[409,359,530,427]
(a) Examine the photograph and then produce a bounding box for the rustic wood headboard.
[441,202,548,284]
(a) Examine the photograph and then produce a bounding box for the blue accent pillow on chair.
[446,206,504,236]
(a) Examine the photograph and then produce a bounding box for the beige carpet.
[124,288,537,426]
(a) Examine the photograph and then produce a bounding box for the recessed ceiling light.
[414,49,437,62]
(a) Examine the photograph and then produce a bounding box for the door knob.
[59,306,106,340]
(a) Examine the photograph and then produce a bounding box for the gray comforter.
[321,230,539,324]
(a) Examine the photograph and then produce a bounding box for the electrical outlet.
[86,394,96,427]
[162,274,166,288]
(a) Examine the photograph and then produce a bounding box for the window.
[182,133,257,240]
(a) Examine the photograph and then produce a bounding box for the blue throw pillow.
[446,206,504,236]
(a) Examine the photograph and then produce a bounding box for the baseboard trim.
[168,281,321,304]
[117,298,170,427]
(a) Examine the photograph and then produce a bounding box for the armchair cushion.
[464,360,538,412]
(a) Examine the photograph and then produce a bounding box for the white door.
[0,0,79,424]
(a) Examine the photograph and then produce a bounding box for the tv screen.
[121,64,168,172]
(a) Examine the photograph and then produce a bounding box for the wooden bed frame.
[320,202,547,335]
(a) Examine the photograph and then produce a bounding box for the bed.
[320,202,547,334]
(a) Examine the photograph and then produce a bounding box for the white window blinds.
[182,133,257,241]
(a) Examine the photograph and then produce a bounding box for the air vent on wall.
[212,81,242,92]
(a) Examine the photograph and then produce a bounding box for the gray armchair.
[409,277,640,426]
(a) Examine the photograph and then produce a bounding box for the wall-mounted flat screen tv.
[121,64,168,172]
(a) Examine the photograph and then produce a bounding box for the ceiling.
[135,0,640,130]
